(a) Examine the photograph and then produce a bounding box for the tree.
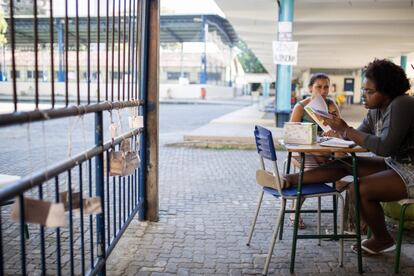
[0,7,7,46]
[236,40,267,73]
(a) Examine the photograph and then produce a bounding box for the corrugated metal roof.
[4,14,238,48]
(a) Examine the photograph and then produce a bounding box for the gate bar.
[0,128,140,203]
[0,100,143,127]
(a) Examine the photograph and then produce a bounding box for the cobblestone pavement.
[106,146,414,275]
[0,103,245,275]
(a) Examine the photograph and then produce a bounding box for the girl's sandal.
[288,216,306,229]
[351,239,396,255]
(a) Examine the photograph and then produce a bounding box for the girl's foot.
[281,175,294,189]
[289,215,306,229]
[351,238,395,255]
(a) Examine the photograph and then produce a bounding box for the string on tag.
[41,119,51,199]
[26,123,34,192]
[65,115,80,191]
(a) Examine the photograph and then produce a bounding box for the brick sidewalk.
[107,146,414,275]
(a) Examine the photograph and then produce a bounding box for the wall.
[159,84,235,99]
[300,70,362,103]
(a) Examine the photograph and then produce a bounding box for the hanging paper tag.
[60,191,81,211]
[109,150,140,176]
[124,152,140,175]
[109,123,118,139]
[128,116,143,129]
[120,140,131,152]
[60,191,103,215]
[109,151,125,176]
[11,197,66,227]
[83,197,103,214]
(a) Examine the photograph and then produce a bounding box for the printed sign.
[272,41,298,66]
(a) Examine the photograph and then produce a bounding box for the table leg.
[290,152,304,273]
[351,153,363,274]
[333,189,338,236]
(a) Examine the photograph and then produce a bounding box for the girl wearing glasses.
[285,59,413,254]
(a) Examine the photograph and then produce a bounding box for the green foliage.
[0,9,7,46]
[236,40,267,73]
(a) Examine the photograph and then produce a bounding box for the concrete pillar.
[57,19,65,82]
[0,46,5,81]
[275,0,294,127]
[200,15,207,85]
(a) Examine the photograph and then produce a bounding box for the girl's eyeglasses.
[360,88,377,96]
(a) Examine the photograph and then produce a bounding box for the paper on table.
[320,137,356,148]
[11,197,66,227]
[304,95,331,132]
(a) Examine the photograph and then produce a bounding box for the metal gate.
[0,0,159,274]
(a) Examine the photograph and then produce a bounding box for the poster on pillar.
[272,41,298,66]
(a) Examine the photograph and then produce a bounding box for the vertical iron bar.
[54,176,62,276]
[64,0,69,106]
[79,164,85,275]
[128,176,130,215]
[131,136,135,207]
[123,178,126,222]
[18,194,26,275]
[97,0,101,102]
[127,0,132,100]
[75,0,81,105]
[68,170,74,276]
[111,0,116,102]
[0,208,3,276]
[105,0,110,101]
[130,0,136,100]
[33,0,39,108]
[49,0,55,108]
[9,0,18,111]
[134,134,137,206]
[39,184,46,275]
[95,111,106,275]
[117,0,121,101]
[113,176,116,236]
[138,0,150,220]
[106,151,111,246]
[131,174,134,213]
[135,135,138,206]
[87,0,91,104]
[118,176,121,229]
[88,159,94,268]
[134,0,141,100]
[122,0,127,101]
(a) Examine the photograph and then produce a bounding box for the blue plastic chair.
[247,125,345,275]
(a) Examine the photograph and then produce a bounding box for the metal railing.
[0,0,158,275]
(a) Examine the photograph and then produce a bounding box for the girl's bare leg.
[350,169,408,251]
[284,156,387,186]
